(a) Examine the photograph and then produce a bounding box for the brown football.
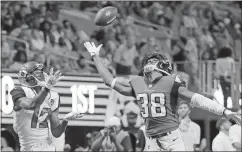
[94,6,118,26]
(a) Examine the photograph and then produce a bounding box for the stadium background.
[1,1,241,151]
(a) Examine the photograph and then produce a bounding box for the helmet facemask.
[142,53,172,77]
[18,63,46,88]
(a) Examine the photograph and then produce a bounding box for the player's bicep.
[178,86,195,101]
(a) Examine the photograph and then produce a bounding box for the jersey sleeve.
[10,87,26,111]
[10,87,26,103]
[50,92,60,112]
[128,76,139,97]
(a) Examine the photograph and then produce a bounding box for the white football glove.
[64,111,85,121]
[84,41,103,57]
[35,68,64,90]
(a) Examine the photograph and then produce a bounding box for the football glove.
[35,68,64,90]
[64,111,85,121]
[84,42,103,57]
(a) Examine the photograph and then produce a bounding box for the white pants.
[145,128,186,151]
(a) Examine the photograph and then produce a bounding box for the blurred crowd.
[1,1,241,95]
[1,1,99,74]
[2,1,241,75]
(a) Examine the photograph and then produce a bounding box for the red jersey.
[129,75,186,137]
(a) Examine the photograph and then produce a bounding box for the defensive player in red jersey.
[84,42,241,151]
[10,62,84,151]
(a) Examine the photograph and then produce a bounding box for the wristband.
[111,78,117,89]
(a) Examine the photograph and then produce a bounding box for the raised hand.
[35,68,64,89]
[84,42,103,57]
[64,111,85,121]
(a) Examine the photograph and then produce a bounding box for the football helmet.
[141,52,172,76]
[18,61,45,87]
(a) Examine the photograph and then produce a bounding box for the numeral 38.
[137,93,166,118]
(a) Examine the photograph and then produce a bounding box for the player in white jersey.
[10,62,84,151]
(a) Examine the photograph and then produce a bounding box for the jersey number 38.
[137,93,166,118]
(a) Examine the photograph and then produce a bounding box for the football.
[94,6,118,26]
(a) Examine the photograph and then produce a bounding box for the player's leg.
[156,128,186,151]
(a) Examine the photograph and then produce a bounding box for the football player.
[84,42,241,151]
[10,61,84,151]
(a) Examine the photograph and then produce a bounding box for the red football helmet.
[18,61,45,87]
[141,52,172,76]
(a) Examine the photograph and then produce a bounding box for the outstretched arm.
[178,86,241,124]
[84,42,133,96]
[50,108,68,138]
[50,108,84,138]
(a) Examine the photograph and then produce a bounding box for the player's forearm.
[51,120,68,138]
[190,93,226,115]
[22,88,49,109]
[92,55,114,87]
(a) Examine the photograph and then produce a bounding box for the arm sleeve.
[10,87,26,103]
[191,93,225,115]
[10,87,26,111]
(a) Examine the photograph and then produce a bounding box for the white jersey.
[13,87,59,151]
